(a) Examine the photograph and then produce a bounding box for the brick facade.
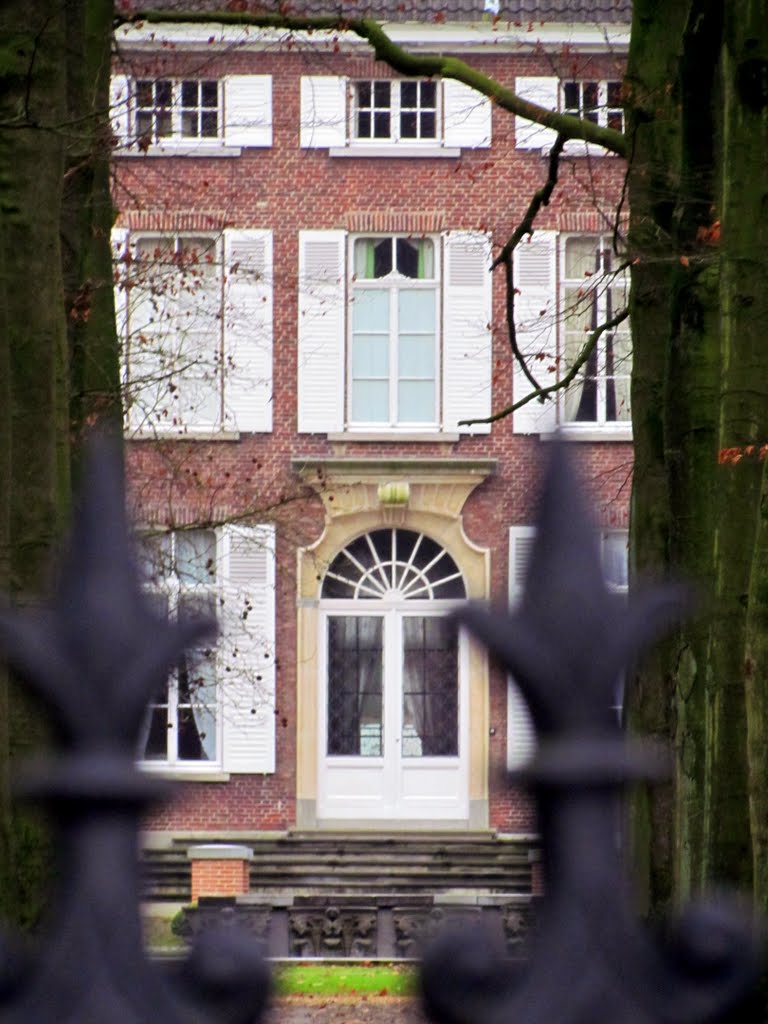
[116,23,631,838]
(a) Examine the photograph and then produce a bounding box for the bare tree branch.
[118,9,628,157]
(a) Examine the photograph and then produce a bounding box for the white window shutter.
[443,80,492,148]
[110,75,130,149]
[220,524,276,774]
[297,230,346,433]
[300,76,347,148]
[223,230,273,433]
[512,231,558,434]
[508,526,537,771]
[442,231,492,434]
[515,77,558,151]
[224,75,273,147]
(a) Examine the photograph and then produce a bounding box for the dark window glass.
[401,81,417,106]
[402,616,458,756]
[373,111,390,138]
[583,82,599,110]
[607,81,622,107]
[401,111,417,137]
[327,616,383,756]
[156,80,172,106]
[357,81,371,105]
[201,111,218,137]
[396,238,419,278]
[201,80,218,106]
[181,80,198,106]
[373,239,393,277]
[421,81,437,106]
[563,82,579,109]
[373,81,391,106]
[136,80,153,106]
[357,110,371,137]
[421,111,436,138]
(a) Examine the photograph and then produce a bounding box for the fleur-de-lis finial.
[421,439,760,1024]
[0,435,270,1024]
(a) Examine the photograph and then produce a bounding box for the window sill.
[139,766,230,782]
[127,429,241,442]
[115,144,243,158]
[328,431,460,443]
[545,425,632,442]
[329,144,461,159]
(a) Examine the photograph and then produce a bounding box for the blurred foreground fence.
[0,437,761,1024]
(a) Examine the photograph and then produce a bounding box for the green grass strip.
[274,963,417,997]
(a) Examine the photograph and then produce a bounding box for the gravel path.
[270,997,429,1024]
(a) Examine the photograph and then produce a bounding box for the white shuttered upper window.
[110,74,272,152]
[115,228,273,436]
[297,229,492,435]
[301,76,491,152]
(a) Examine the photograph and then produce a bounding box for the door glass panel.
[402,616,458,757]
[328,616,383,756]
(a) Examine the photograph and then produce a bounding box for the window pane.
[352,335,389,377]
[603,533,628,590]
[583,82,599,110]
[201,81,218,106]
[398,380,435,422]
[373,239,393,277]
[327,616,383,756]
[401,81,417,106]
[156,80,172,106]
[357,81,371,105]
[399,288,435,331]
[402,616,458,757]
[563,82,579,109]
[142,705,170,760]
[136,80,153,106]
[353,288,389,330]
[400,111,417,138]
[181,111,198,136]
[357,110,372,137]
[396,239,419,278]
[176,530,216,584]
[181,80,198,106]
[565,237,599,280]
[137,533,172,584]
[201,110,218,137]
[399,335,435,377]
[421,81,437,106]
[373,81,391,105]
[373,111,390,138]
[420,111,436,138]
[351,380,388,422]
[607,81,622,107]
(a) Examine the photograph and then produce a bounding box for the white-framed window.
[297,229,492,435]
[138,529,219,765]
[110,74,273,152]
[135,78,220,144]
[562,80,624,133]
[561,235,631,427]
[114,227,273,436]
[350,235,440,427]
[126,233,224,432]
[135,524,277,774]
[512,230,632,437]
[300,76,491,152]
[353,80,438,143]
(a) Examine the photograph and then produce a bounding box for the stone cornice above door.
[292,457,496,521]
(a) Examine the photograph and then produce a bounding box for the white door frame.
[317,599,469,823]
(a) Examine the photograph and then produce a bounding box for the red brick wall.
[190,857,251,901]
[119,39,631,837]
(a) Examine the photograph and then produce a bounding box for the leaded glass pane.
[327,616,383,756]
[402,616,458,756]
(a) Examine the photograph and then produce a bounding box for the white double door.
[318,604,468,822]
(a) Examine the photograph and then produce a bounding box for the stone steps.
[141,832,537,903]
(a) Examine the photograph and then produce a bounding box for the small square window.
[132,78,220,145]
[353,80,439,145]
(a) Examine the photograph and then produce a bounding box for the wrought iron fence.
[0,436,760,1023]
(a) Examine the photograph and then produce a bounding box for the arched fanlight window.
[321,528,466,600]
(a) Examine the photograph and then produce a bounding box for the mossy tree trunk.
[0,0,118,929]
